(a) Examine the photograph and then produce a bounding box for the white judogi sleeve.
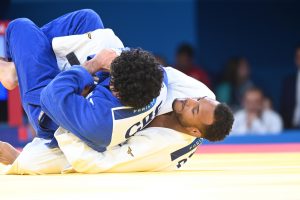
[55,127,200,173]
[52,28,124,71]
[159,67,216,114]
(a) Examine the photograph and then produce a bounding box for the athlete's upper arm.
[40,66,113,148]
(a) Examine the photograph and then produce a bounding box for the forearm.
[40,66,94,130]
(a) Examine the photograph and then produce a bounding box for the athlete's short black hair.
[110,48,163,108]
[201,103,234,142]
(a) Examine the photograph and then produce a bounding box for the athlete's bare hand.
[83,49,117,74]
[94,49,118,72]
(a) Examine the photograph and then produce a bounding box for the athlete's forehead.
[177,96,217,103]
[176,96,207,101]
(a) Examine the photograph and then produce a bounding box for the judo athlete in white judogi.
[0,10,234,174]
[0,67,233,174]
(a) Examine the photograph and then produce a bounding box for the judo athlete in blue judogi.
[3,9,168,152]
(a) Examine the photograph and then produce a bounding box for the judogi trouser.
[5,9,104,140]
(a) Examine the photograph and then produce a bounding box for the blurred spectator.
[175,43,211,87]
[263,96,273,110]
[280,45,300,129]
[232,87,283,135]
[216,57,253,111]
[155,54,168,66]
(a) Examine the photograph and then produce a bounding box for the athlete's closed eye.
[192,104,199,115]
[191,96,205,115]
[195,97,205,115]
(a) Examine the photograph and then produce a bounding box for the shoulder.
[164,67,215,99]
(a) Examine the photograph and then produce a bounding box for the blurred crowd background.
[1,0,300,141]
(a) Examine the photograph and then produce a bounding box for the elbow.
[40,84,66,111]
[40,85,61,116]
[40,87,51,111]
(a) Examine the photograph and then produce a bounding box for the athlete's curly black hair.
[201,103,234,142]
[110,48,163,108]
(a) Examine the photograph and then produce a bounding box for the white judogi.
[56,127,201,173]
[52,28,124,71]
[160,67,216,114]
[0,67,215,175]
[0,30,216,174]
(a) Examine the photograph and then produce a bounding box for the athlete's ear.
[185,127,202,137]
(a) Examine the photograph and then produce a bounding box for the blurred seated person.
[280,45,300,129]
[216,57,253,111]
[232,87,283,135]
[175,43,211,87]
[263,96,273,110]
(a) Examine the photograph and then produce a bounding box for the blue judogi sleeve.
[41,66,168,152]
[40,66,118,151]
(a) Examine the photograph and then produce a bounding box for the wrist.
[83,60,97,74]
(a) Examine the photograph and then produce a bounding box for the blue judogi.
[5,9,168,152]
